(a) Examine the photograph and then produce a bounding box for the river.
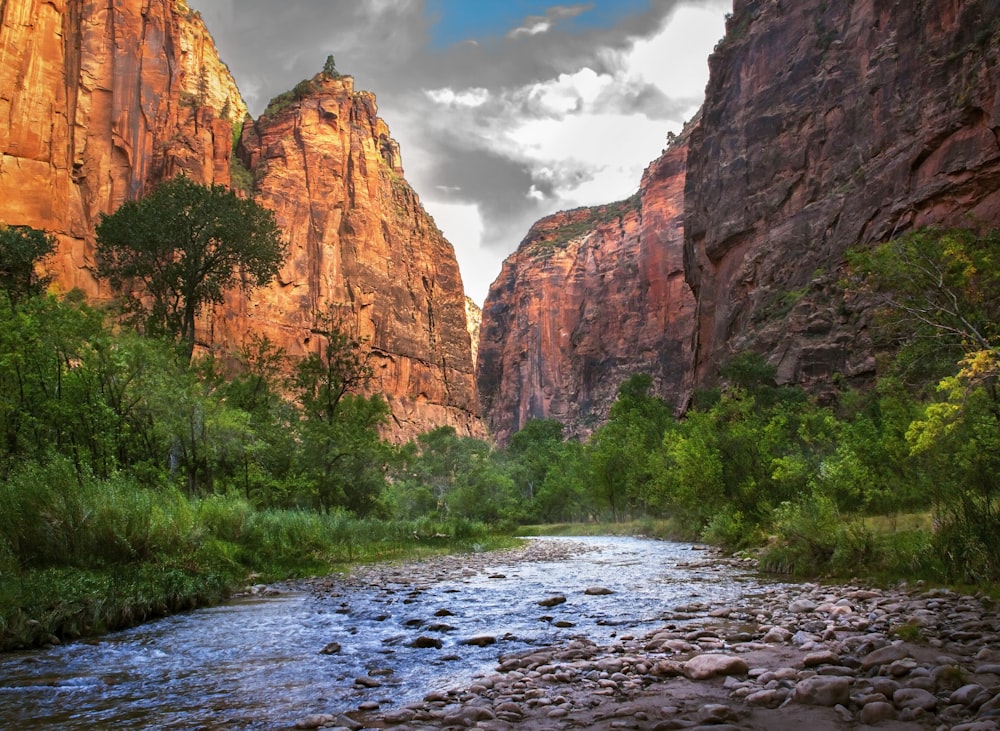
[0,536,773,729]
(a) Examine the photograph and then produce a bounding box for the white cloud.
[626,3,728,99]
[425,87,490,107]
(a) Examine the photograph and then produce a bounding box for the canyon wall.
[477,138,694,442]
[0,0,481,441]
[0,0,243,294]
[478,0,1000,439]
[684,0,1000,391]
[230,74,481,438]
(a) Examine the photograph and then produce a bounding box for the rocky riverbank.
[291,539,1000,731]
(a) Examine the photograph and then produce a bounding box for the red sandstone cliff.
[230,74,482,438]
[0,0,244,294]
[477,137,695,442]
[0,0,481,441]
[684,0,1000,391]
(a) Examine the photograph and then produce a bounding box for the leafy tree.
[848,227,1000,389]
[292,316,389,513]
[322,54,338,78]
[588,375,673,519]
[95,176,286,360]
[507,418,565,504]
[0,224,55,306]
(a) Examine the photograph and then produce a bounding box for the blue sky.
[426,0,653,47]
[188,0,730,304]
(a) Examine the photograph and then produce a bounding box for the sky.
[186,0,731,305]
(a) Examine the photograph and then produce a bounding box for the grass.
[0,460,519,650]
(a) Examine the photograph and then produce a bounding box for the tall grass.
[0,456,508,650]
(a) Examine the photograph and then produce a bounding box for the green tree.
[588,375,672,519]
[0,224,55,306]
[848,227,1000,389]
[292,316,389,513]
[95,176,286,360]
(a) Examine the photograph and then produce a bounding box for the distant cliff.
[684,0,1000,392]
[478,136,694,442]
[0,0,481,441]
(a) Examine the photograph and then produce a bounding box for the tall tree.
[95,176,286,360]
[292,315,389,513]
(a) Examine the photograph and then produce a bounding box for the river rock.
[319,641,341,655]
[861,643,910,670]
[859,700,897,724]
[893,687,937,711]
[789,598,817,613]
[761,626,792,643]
[585,586,614,595]
[461,635,497,646]
[539,595,567,607]
[684,654,749,680]
[793,676,851,706]
[295,714,336,729]
[409,636,443,649]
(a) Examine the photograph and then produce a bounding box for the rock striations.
[0,0,481,441]
[684,0,1000,391]
[479,0,1000,437]
[477,136,695,442]
[0,0,244,294]
[233,74,481,438]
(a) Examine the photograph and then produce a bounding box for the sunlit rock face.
[684,0,1000,394]
[0,0,483,442]
[0,0,244,295]
[477,138,695,443]
[233,74,483,441]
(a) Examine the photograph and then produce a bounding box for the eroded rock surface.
[685,0,1000,393]
[478,136,694,441]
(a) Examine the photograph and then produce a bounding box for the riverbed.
[0,536,766,729]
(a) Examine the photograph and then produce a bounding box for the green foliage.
[95,176,286,360]
[848,227,1000,389]
[525,195,640,253]
[291,314,389,514]
[0,223,55,305]
[322,54,339,78]
[263,78,319,117]
[0,225,54,302]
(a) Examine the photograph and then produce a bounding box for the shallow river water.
[0,536,774,729]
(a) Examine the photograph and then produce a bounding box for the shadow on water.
[0,536,770,729]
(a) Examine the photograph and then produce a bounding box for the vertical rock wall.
[0,0,244,294]
[477,138,694,442]
[684,0,1000,391]
[0,1,482,441]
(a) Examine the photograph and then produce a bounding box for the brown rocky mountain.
[685,0,1000,393]
[0,0,481,441]
[231,74,481,438]
[477,135,694,442]
[478,0,1000,438]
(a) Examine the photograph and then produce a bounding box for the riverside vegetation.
[1,193,998,648]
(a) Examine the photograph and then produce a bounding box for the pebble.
[293,542,1000,730]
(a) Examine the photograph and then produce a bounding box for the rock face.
[477,138,695,442]
[684,0,1000,391]
[233,74,481,439]
[0,0,481,441]
[0,0,244,294]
